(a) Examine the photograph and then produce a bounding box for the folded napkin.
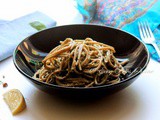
[77,0,160,62]
[0,11,56,61]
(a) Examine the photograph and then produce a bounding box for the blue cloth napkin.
[0,11,56,61]
[77,0,160,62]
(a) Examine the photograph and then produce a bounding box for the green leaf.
[29,21,46,31]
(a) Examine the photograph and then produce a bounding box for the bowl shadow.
[27,86,142,120]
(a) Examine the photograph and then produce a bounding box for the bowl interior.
[13,24,149,89]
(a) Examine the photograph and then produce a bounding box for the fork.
[138,21,160,58]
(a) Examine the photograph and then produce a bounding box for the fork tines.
[138,21,154,40]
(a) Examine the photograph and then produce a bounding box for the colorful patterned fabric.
[77,0,160,62]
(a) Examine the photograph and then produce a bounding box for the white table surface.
[0,0,160,120]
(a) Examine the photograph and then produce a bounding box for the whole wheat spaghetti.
[33,38,127,87]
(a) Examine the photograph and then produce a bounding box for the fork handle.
[151,43,160,58]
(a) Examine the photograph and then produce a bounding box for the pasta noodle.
[33,38,128,87]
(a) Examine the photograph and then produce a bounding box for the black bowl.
[13,24,149,98]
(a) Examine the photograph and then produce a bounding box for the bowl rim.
[13,24,150,90]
